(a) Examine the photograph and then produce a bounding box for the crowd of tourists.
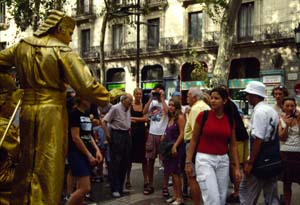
[62,81,300,205]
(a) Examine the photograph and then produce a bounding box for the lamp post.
[136,0,140,88]
[109,0,141,87]
[294,23,300,59]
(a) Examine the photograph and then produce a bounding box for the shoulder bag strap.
[195,110,209,148]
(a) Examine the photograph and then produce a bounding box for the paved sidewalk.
[63,163,300,205]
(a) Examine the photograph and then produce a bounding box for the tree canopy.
[7,0,66,31]
[197,0,242,86]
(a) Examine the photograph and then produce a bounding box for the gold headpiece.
[34,10,75,37]
[109,89,125,103]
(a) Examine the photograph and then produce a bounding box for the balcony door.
[147,18,160,49]
[238,2,254,41]
[78,0,91,14]
[81,29,90,55]
[112,24,123,52]
[188,11,202,45]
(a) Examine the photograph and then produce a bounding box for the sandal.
[125,181,132,189]
[143,184,154,195]
[143,183,150,195]
[162,187,170,197]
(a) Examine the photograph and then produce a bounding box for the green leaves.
[7,0,66,31]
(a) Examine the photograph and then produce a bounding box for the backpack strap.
[195,110,209,148]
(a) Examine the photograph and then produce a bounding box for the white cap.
[242,81,267,98]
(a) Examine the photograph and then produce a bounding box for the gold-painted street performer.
[0,10,110,204]
[0,73,21,205]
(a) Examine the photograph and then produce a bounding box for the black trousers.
[109,129,131,193]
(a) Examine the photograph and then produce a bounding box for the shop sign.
[262,75,282,84]
[181,81,206,90]
[142,82,158,89]
[228,78,259,89]
[287,73,298,81]
[107,83,125,90]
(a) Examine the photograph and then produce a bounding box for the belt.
[22,89,66,105]
[185,140,190,143]
[111,128,130,133]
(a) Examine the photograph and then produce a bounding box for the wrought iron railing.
[145,0,168,7]
[237,20,295,43]
[82,21,296,58]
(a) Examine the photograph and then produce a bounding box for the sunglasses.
[275,85,286,89]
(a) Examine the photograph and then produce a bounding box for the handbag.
[159,138,174,160]
[251,124,282,179]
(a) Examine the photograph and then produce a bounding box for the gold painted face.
[56,16,75,45]
[60,27,74,45]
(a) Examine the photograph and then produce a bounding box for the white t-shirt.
[250,101,279,141]
[279,119,300,152]
[148,100,169,135]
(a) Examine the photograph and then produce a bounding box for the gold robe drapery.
[0,35,110,204]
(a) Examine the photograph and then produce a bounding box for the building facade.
[0,0,300,107]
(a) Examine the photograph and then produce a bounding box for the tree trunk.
[211,0,242,87]
[33,0,40,31]
[99,11,109,84]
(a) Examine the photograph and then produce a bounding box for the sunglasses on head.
[275,85,286,89]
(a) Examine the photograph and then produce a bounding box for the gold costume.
[0,117,20,205]
[0,11,110,205]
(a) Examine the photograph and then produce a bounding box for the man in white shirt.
[239,81,280,205]
[143,84,169,195]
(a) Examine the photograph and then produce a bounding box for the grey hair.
[189,87,203,100]
[120,93,132,102]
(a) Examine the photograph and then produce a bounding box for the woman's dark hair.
[282,97,296,105]
[271,85,289,97]
[153,83,165,91]
[168,97,182,122]
[210,87,234,128]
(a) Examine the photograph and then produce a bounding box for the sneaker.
[172,200,184,205]
[112,191,121,198]
[166,197,176,203]
[63,195,70,202]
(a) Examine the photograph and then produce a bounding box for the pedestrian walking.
[183,87,210,205]
[185,87,240,205]
[239,81,280,205]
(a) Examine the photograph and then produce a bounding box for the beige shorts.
[145,133,162,159]
[237,140,249,164]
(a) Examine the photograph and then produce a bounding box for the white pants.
[239,174,279,205]
[195,153,229,205]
